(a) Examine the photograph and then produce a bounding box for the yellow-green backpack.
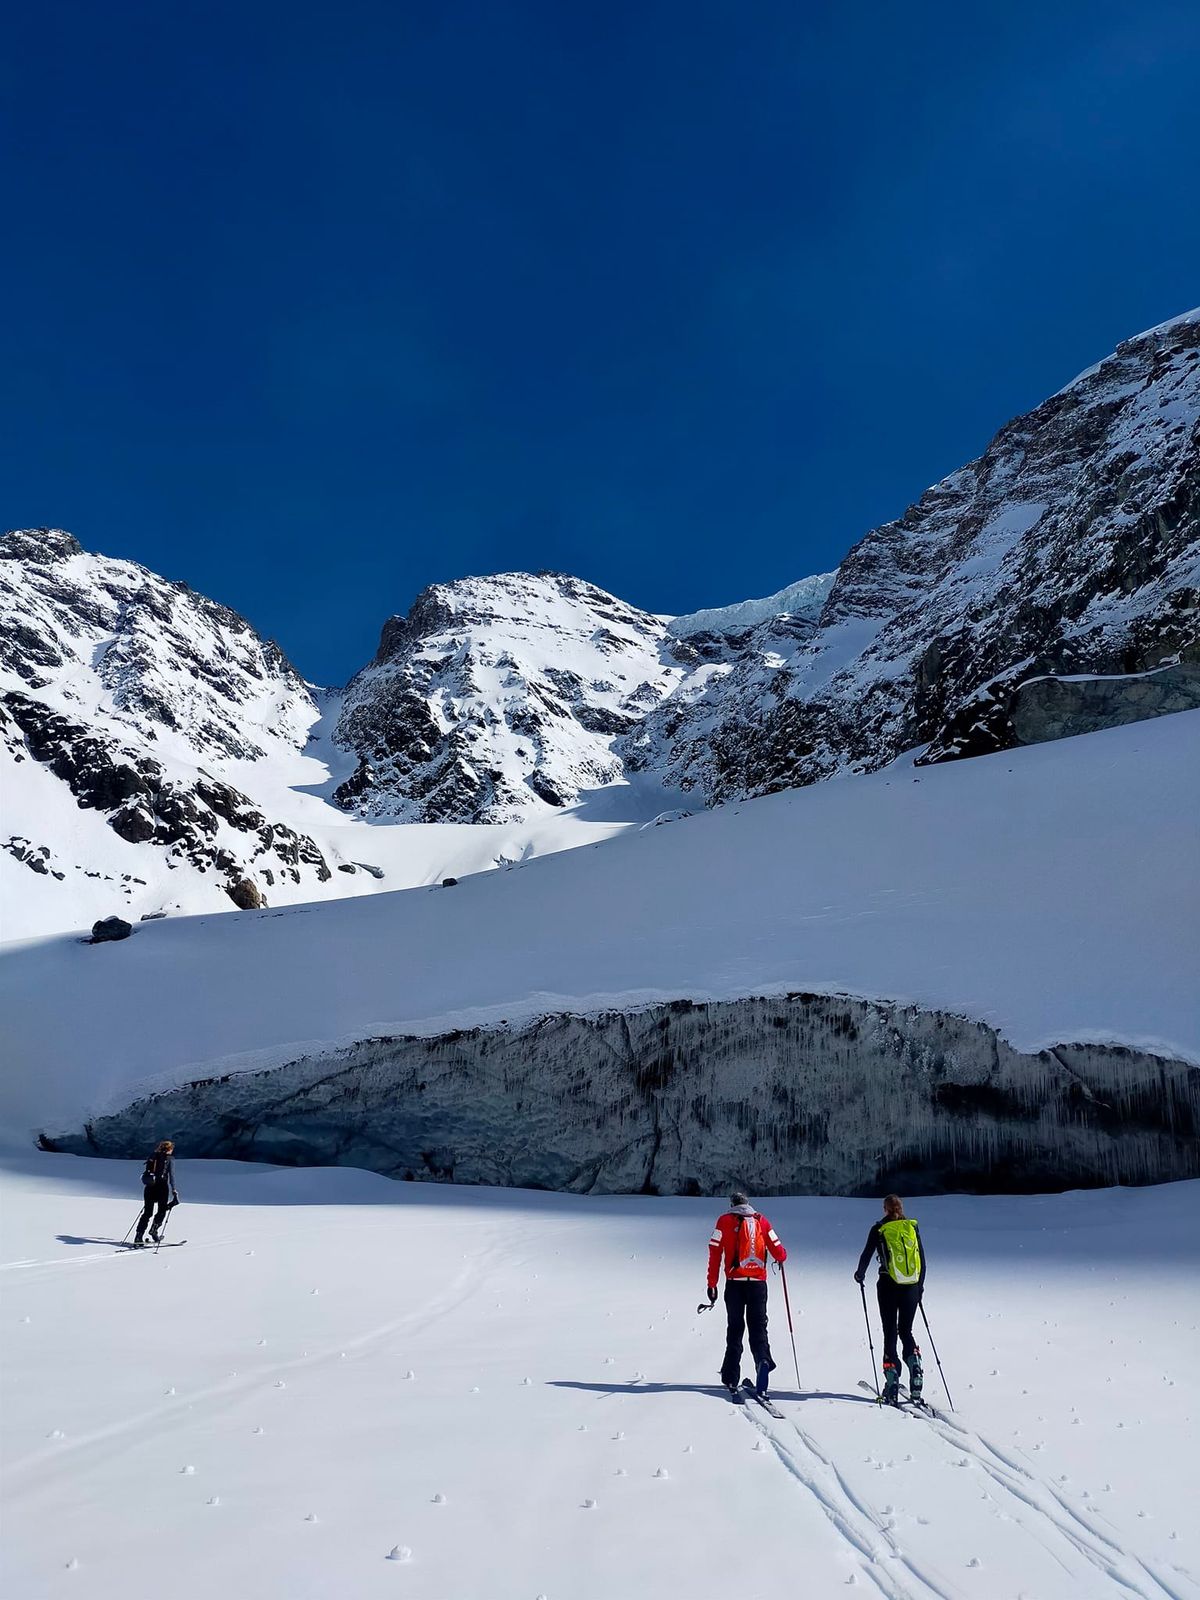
[879,1218,922,1284]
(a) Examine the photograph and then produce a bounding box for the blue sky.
[2,1,1198,684]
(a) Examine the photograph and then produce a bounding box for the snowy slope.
[2,710,1196,1142]
[2,1152,1198,1600]
[331,571,687,822]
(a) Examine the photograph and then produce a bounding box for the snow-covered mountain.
[0,536,640,938]
[3,308,1198,937]
[0,528,335,913]
[331,572,686,822]
[623,309,1200,802]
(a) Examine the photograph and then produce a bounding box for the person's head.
[882,1193,904,1220]
[156,1139,174,1155]
[729,1189,749,1208]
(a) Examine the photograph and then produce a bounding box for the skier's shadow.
[55,1235,127,1247]
[548,1381,874,1406]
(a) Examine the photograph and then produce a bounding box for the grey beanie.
[729,1188,749,1207]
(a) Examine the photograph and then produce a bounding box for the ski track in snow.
[742,1395,1194,1600]
[3,1158,1198,1600]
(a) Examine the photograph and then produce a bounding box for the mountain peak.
[1,527,85,565]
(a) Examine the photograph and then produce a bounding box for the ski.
[858,1378,935,1416]
[741,1379,784,1418]
[857,1378,909,1411]
[898,1386,937,1416]
[117,1240,187,1251]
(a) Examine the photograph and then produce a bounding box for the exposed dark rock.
[1,687,330,889]
[226,877,266,910]
[90,917,132,943]
[623,312,1200,800]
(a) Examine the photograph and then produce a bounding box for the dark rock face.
[623,312,1200,801]
[1009,663,1200,745]
[226,877,266,910]
[331,571,687,822]
[90,917,132,942]
[54,994,1200,1196]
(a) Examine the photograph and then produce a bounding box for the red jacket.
[708,1209,786,1288]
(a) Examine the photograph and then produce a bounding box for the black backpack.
[142,1151,169,1188]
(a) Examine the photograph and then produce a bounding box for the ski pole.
[153,1202,175,1255]
[918,1301,954,1410]
[859,1281,881,1400]
[779,1264,801,1390]
[122,1209,141,1245]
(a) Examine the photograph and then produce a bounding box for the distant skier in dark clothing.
[707,1190,788,1397]
[135,1140,179,1246]
[855,1193,925,1403]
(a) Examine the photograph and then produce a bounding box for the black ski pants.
[721,1279,774,1388]
[877,1278,921,1365]
[136,1183,170,1242]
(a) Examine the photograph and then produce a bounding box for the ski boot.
[149,1230,161,1244]
[881,1360,901,1406]
[755,1359,773,1398]
[905,1347,924,1404]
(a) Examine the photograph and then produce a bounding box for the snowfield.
[2,1153,1198,1600]
[1,710,1197,1140]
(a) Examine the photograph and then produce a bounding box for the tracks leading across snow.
[737,1394,1197,1600]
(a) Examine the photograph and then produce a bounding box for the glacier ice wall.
[51,994,1199,1195]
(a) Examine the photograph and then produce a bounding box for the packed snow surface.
[2,1153,1198,1600]
[1,711,1196,1139]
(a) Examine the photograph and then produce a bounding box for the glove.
[170,1194,180,1207]
[707,1285,717,1304]
[853,1271,864,1285]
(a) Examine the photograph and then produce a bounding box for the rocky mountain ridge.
[0,530,333,914]
[3,308,1198,928]
[621,309,1200,801]
[331,571,689,822]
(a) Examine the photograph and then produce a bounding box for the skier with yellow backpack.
[855,1193,926,1405]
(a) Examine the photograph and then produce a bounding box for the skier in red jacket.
[707,1189,787,1397]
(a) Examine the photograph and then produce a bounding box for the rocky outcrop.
[1,690,329,891]
[0,528,333,907]
[1009,663,1200,745]
[226,877,266,910]
[331,572,688,822]
[89,917,132,943]
[52,994,1200,1196]
[623,311,1200,801]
